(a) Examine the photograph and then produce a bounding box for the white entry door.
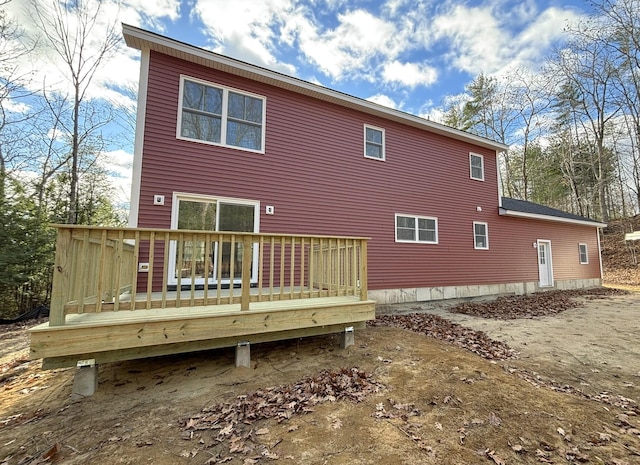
[537,240,553,287]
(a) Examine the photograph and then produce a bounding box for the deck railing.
[49,225,369,326]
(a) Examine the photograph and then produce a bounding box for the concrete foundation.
[368,278,602,306]
[235,341,251,368]
[72,359,98,398]
[339,326,355,349]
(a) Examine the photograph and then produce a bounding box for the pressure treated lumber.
[30,296,375,365]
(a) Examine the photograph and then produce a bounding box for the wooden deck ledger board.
[30,297,376,361]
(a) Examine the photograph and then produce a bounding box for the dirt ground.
[1,290,640,464]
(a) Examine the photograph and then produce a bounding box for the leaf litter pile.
[180,367,383,462]
[369,314,517,360]
[450,288,628,320]
[370,288,628,361]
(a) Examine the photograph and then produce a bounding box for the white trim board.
[499,208,607,228]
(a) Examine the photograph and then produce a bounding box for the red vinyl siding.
[136,51,602,291]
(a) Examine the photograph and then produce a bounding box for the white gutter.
[499,208,607,228]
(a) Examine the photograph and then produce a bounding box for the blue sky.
[5,0,590,205]
[143,0,587,118]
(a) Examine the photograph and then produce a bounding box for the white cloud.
[366,94,398,109]
[432,4,509,75]
[431,2,581,77]
[101,149,134,205]
[193,0,297,75]
[382,60,438,88]
[293,8,400,80]
[3,98,30,115]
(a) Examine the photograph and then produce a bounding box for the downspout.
[597,227,604,284]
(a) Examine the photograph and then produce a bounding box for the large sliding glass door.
[169,194,259,286]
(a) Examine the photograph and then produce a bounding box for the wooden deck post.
[241,236,252,311]
[49,227,72,326]
[359,240,368,301]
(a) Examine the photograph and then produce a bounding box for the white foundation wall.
[368,278,603,305]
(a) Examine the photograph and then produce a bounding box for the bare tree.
[0,0,36,202]
[31,0,120,224]
[503,68,554,201]
[549,25,620,223]
[595,0,640,212]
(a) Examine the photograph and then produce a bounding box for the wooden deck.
[30,226,375,369]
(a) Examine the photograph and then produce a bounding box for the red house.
[123,24,605,306]
[27,24,608,378]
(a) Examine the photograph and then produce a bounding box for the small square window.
[364,125,385,160]
[470,153,484,181]
[579,243,588,264]
[473,222,488,249]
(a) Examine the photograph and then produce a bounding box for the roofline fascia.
[122,23,509,153]
[499,208,607,228]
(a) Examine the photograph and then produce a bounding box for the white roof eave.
[499,208,607,228]
[122,24,509,153]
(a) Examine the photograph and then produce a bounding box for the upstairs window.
[470,153,484,181]
[364,125,385,160]
[178,76,265,152]
[579,243,588,264]
[473,222,489,249]
[395,214,438,243]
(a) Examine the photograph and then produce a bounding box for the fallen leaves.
[370,313,517,360]
[485,448,506,464]
[181,367,383,460]
[503,365,640,415]
[450,288,627,320]
[487,412,502,427]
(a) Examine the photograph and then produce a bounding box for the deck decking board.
[30,296,376,366]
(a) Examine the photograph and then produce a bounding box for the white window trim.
[579,243,589,264]
[470,152,484,181]
[473,221,489,249]
[177,75,266,154]
[364,124,385,161]
[169,192,261,286]
[395,214,438,244]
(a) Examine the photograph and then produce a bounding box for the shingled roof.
[500,198,606,227]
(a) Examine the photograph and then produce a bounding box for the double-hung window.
[395,214,438,243]
[470,153,484,181]
[473,222,489,249]
[578,243,588,264]
[364,125,385,160]
[178,76,265,152]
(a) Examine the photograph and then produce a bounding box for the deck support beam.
[72,359,98,398]
[339,326,355,349]
[235,341,251,368]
